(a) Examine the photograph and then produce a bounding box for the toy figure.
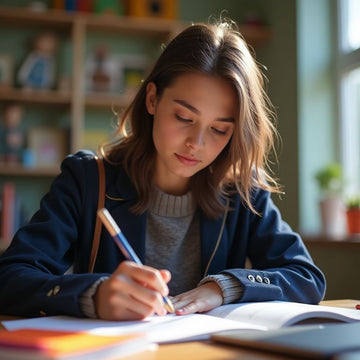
[0,102,25,164]
[86,45,118,93]
[17,32,58,90]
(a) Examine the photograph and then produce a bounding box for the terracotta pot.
[346,208,360,234]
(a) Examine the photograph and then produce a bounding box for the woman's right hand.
[94,261,171,320]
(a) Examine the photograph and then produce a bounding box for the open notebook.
[3,301,360,344]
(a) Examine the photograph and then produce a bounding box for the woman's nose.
[186,127,206,148]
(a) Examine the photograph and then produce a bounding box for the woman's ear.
[145,82,157,115]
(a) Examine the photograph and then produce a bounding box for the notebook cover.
[0,328,146,357]
[211,322,360,359]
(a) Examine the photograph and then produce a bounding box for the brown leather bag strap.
[88,155,105,273]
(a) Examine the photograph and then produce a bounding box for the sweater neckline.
[149,187,196,218]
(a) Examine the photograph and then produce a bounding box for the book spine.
[0,182,16,245]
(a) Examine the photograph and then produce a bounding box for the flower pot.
[346,208,360,234]
[319,196,346,238]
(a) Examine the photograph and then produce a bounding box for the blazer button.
[53,285,61,295]
[40,310,47,316]
[263,277,270,284]
[255,275,263,283]
[47,289,53,297]
[247,274,255,282]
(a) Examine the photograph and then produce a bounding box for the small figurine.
[91,45,111,92]
[86,44,119,93]
[17,32,58,90]
[0,102,25,164]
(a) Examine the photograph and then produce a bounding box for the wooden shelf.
[0,163,61,177]
[303,234,360,249]
[0,6,182,37]
[238,24,272,47]
[0,7,74,28]
[85,93,134,108]
[0,88,71,105]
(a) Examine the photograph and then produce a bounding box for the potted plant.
[345,195,360,234]
[315,163,346,238]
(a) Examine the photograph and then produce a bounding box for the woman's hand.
[94,261,171,320]
[172,282,223,315]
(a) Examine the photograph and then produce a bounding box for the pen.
[97,208,175,314]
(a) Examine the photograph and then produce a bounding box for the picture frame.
[116,54,150,95]
[27,127,68,167]
[0,54,13,88]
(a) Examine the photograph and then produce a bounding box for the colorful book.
[0,328,152,360]
[0,182,16,244]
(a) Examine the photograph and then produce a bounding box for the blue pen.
[97,208,175,314]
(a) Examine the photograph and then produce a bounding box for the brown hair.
[100,20,281,218]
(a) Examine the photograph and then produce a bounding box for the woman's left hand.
[171,282,223,315]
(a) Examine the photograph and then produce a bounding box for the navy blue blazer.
[0,151,326,317]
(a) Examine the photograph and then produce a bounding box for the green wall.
[297,0,337,234]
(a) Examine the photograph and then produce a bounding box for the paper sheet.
[2,313,264,344]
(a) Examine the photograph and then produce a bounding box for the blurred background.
[0,0,359,299]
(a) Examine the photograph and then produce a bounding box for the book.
[0,328,153,360]
[0,182,26,246]
[0,182,16,244]
[204,301,360,329]
[3,301,360,344]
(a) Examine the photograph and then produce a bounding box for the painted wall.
[297,0,336,234]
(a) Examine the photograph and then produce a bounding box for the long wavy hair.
[100,19,281,219]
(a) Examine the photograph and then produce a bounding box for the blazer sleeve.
[0,151,108,317]
[222,189,326,304]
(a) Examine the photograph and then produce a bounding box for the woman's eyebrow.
[173,99,235,123]
[174,99,200,115]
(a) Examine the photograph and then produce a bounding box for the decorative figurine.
[86,45,118,93]
[0,102,25,164]
[17,32,58,90]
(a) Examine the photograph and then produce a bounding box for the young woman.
[0,20,326,321]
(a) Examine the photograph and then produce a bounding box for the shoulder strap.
[88,155,105,273]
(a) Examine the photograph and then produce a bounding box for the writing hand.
[171,282,223,315]
[94,261,171,320]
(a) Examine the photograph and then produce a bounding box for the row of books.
[0,182,27,245]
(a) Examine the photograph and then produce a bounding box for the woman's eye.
[212,127,227,135]
[175,114,192,122]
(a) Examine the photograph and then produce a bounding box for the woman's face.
[146,72,237,195]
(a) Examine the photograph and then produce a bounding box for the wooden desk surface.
[1,300,359,360]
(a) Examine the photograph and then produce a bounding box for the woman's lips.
[175,153,200,166]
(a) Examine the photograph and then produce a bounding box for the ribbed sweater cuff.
[79,276,108,318]
[198,273,244,304]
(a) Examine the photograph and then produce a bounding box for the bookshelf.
[0,6,271,175]
[0,6,183,165]
[0,5,271,239]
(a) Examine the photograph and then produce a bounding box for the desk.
[1,300,359,360]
